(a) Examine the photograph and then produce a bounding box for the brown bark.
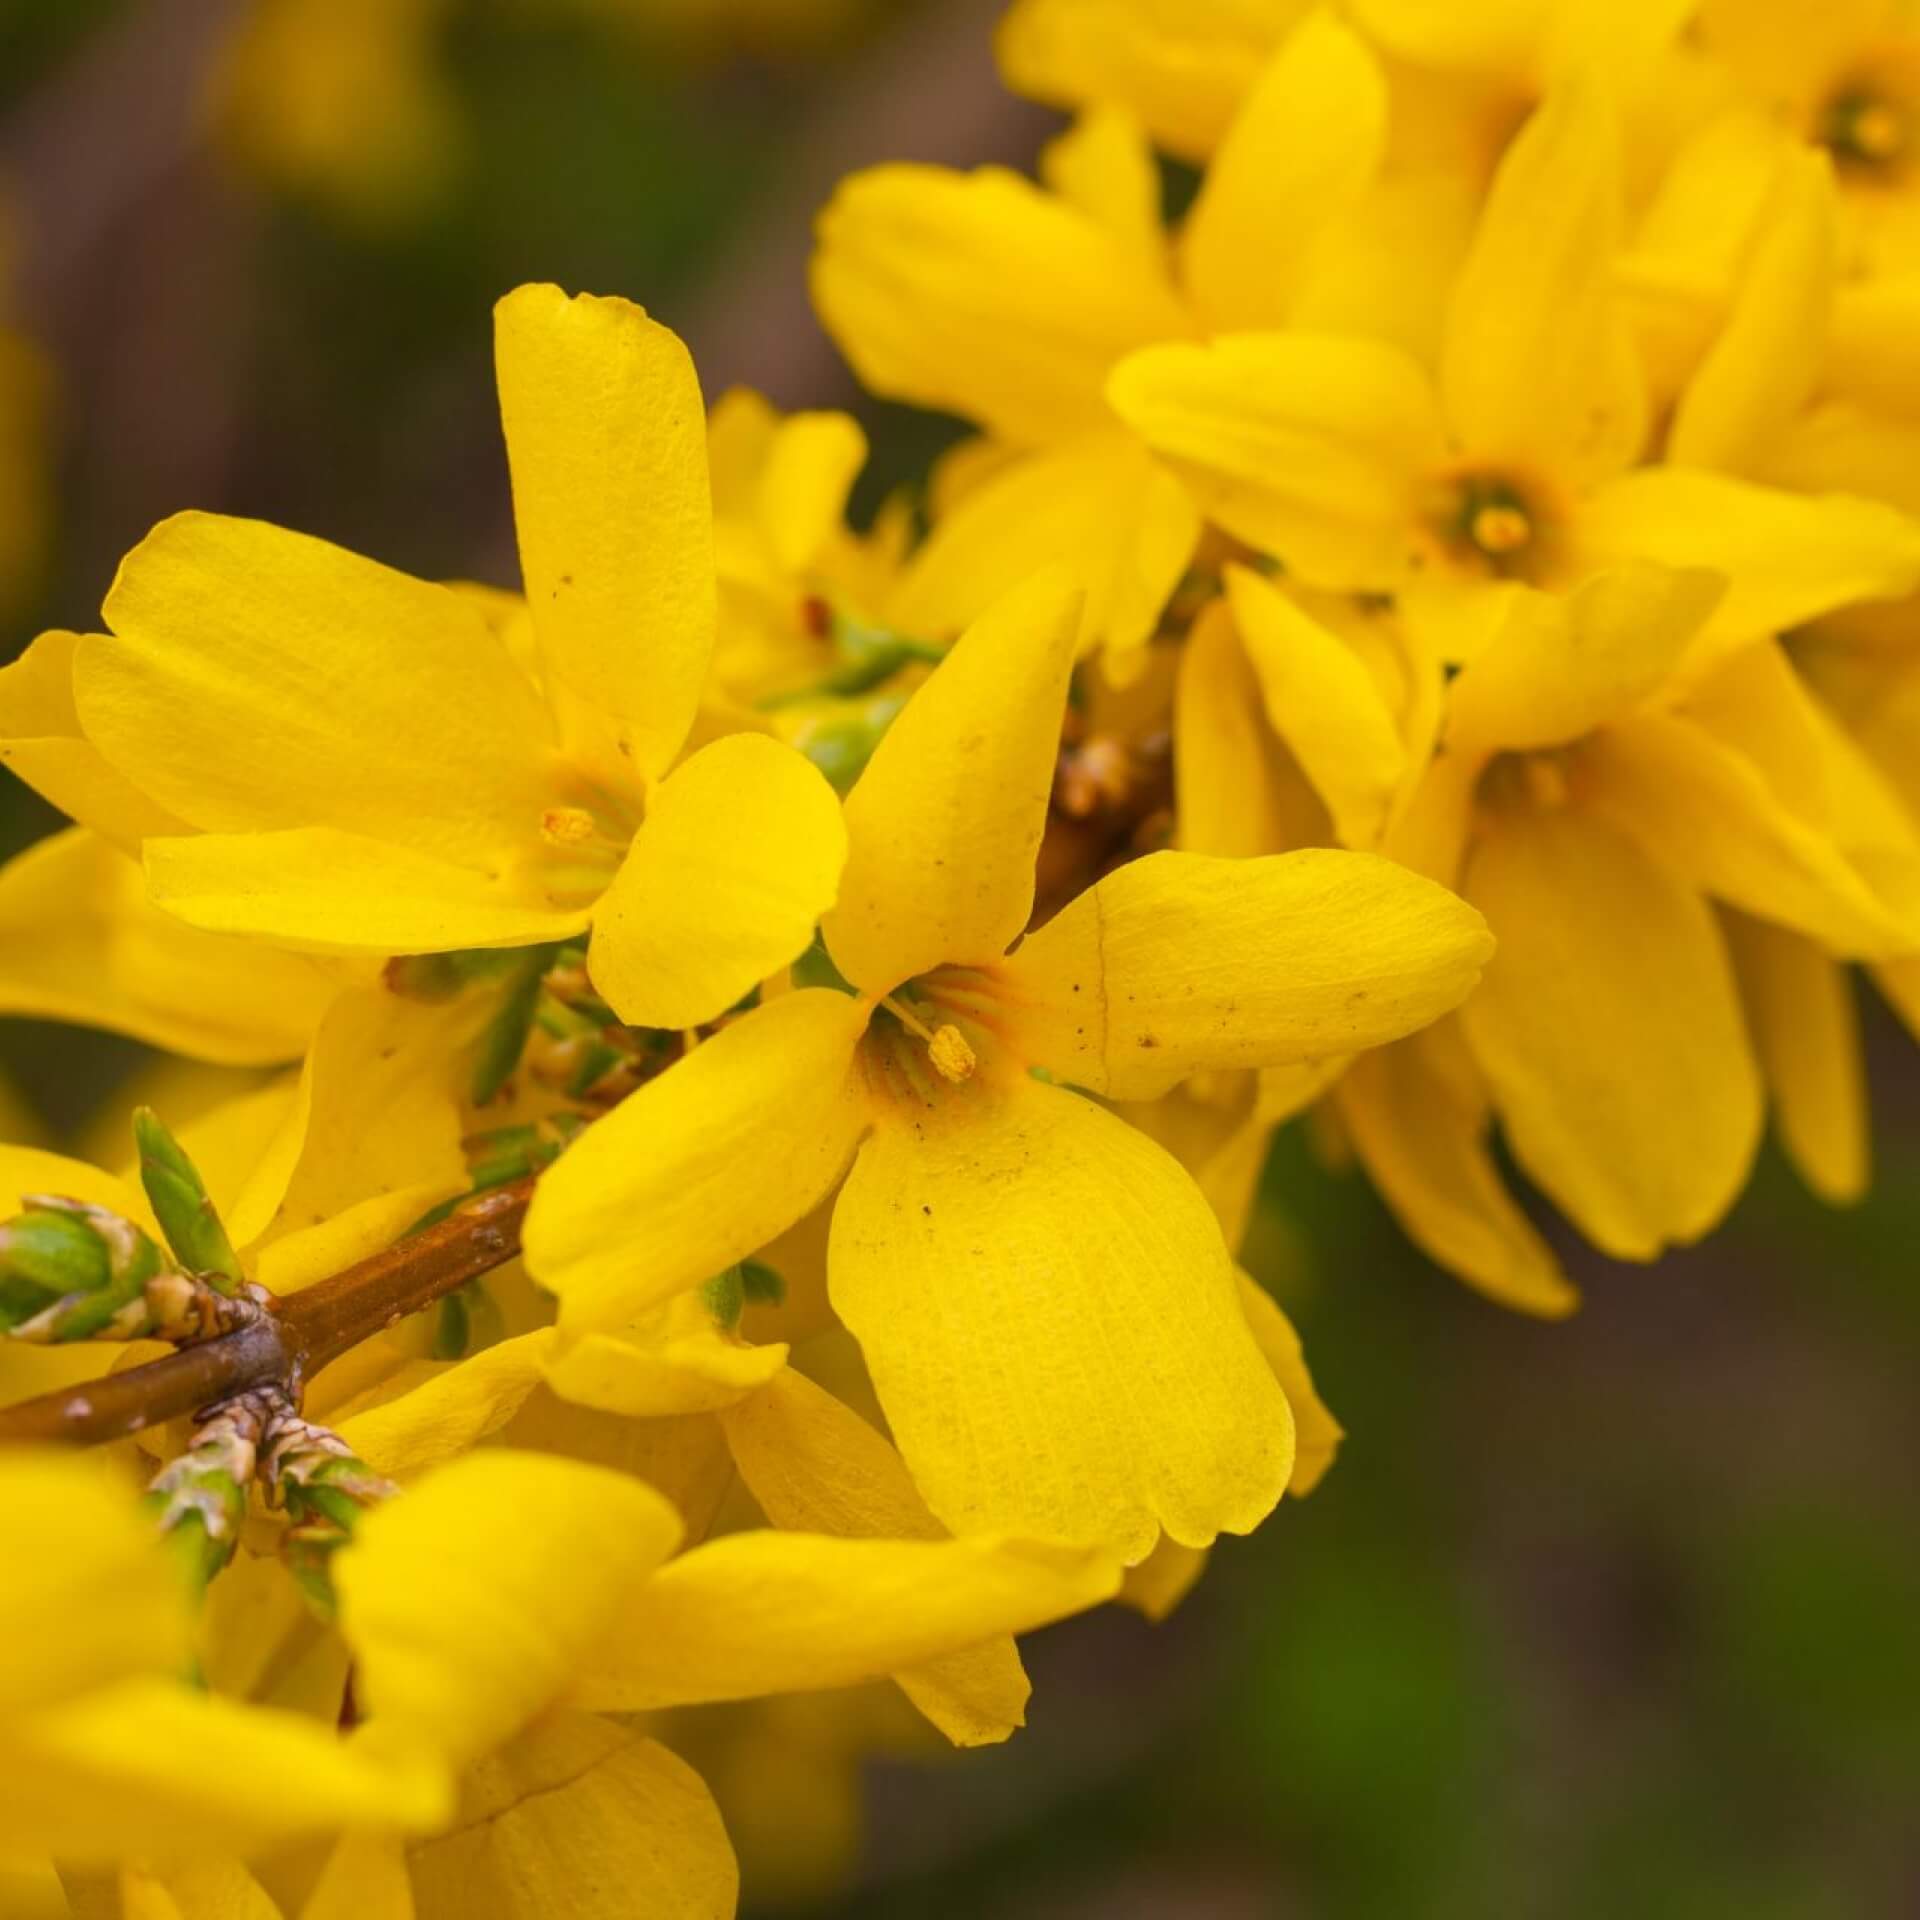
[0,1180,532,1447]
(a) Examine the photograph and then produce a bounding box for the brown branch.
[0,1181,533,1448]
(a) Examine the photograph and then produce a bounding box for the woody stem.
[0,1180,534,1448]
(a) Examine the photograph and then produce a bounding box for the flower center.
[1823,85,1912,171]
[527,780,645,910]
[1430,470,1553,580]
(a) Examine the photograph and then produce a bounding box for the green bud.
[0,1197,164,1342]
[134,1108,244,1292]
[0,1207,112,1327]
[271,1427,399,1620]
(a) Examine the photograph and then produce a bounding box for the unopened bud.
[134,1108,244,1291]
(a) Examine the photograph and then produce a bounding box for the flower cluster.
[5,1,1920,1913]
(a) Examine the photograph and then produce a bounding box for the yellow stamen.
[928,1024,978,1084]
[1470,503,1532,556]
[881,995,978,1083]
[541,806,597,847]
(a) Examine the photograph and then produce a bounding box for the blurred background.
[2,2,1917,1914]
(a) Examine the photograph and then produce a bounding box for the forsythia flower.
[66,285,846,1033]
[23,0,1920,1905]
[525,569,1491,1560]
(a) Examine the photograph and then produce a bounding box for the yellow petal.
[299,1836,412,1920]
[336,1450,683,1770]
[1349,0,1544,71]
[1118,1538,1211,1621]
[1338,1023,1576,1316]
[1225,565,1405,848]
[1181,11,1387,333]
[0,630,184,849]
[78,513,554,862]
[1445,563,1724,755]
[1440,79,1646,486]
[571,1529,1119,1710]
[1173,597,1327,858]
[811,162,1191,447]
[1578,712,1920,958]
[0,829,335,1066]
[886,433,1199,663]
[708,386,779,524]
[228,983,468,1256]
[1668,150,1836,475]
[0,1449,192,1715]
[494,284,715,779]
[1575,468,1920,645]
[823,571,1081,994]
[0,1680,449,1862]
[254,1183,459,1297]
[1235,1273,1344,1494]
[1460,802,1761,1259]
[720,1368,1033,1747]
[758,411,868,577]
[1725,913,1868,1206]
[408,1714,737,1920]
[994,848,1493,1100]
[523,989,870,1330]
[996,0,1302,161]
[140,1863,280,1920]
[827,1075,1294,1560]
[1108,333,1443,589]
[145,827,588,956]
[1694,0,1883,121]
[1824,278,1920,428]
[542,1292,790,1418]
[1038,107,1166,265]
[587,732,847,1029]
[337,1334,555,1481]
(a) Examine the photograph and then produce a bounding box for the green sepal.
[133,1108,244,1292]
[470,946,561,1107]
[739,1259,785,1308]
[385,947,535,1004]
[432,1287,471,1360]
[701,1264,746,1331]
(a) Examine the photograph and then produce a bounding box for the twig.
[0,1180,533,1447]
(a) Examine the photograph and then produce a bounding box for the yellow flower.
[996,0,1314,162]
[60,1444,1119,1918]
[999,0,1701,184]
[814,12,1434,670]
[1110,78,1920,666]
[0,1450,446,1868]
[65,285,847,1035]
[524,571,1492,1560]
[1693,0,1920,277]
[1333,562,1920,1303]
[706,388,912,703]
